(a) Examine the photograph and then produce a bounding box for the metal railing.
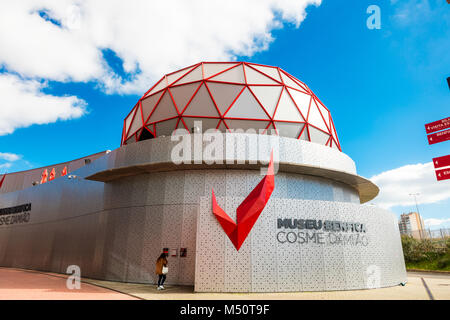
[402,228,450,240]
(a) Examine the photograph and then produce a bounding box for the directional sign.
[427,128,450,145]
[435,168,450,181]
[433,155,450,169]
[425,117,450,134]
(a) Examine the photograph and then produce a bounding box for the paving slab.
[0,268,138,300]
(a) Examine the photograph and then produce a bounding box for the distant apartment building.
[399,212,425,239]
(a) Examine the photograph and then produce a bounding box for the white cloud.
[0,152,21,162]
[370,162,450,209]
[0,0,321,95]
[0,1,104,82]
[0,73,86,135]
[0,163,12,170]
[0,153,21,172]
[0,0,321,135]
[424,218,450,228]
[391,0,434,27]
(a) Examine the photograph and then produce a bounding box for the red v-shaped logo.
[0,173,5,189]
[212,151,275,251]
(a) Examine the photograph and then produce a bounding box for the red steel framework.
[121,62,341,151]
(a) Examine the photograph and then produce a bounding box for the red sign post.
[427,128,450,145]
[425,117,450,134]
[435,168,450,181]
[433,155,450,169]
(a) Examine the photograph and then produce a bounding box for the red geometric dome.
[122,62,341,151]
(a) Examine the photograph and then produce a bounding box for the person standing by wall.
[155,253,168,290]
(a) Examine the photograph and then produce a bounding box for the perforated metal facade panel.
[195,197,407,292]
[0,135,404,291]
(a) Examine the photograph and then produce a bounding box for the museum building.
[0,62,407,292]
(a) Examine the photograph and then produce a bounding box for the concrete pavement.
[82,271,450,300]
[0,267,448,300]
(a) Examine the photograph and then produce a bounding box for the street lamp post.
[409,193,425,238]
[409,193,420,216]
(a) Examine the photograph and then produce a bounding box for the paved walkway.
[83,271,450,300]
[0,268,449,300]
[0,268,138,300]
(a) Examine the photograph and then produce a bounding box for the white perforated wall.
[195,196,407,292]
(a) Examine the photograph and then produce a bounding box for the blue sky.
[0,0,449,227]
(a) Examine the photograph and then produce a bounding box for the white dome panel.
[225,119,269,131]
[280,70,306,92]
[244,65,278,85]
[155,118,178,136]
[249,64,281,82]
[183,84,220,117]
[169,82,202,114]
[166,65,196,85]
[148,90,178,123]
[225,88,269,119]
[315,98,331,130]
[249,85,282,118]
[124,106,136,135]
[273,89,304,122]
[173,65,203,85]
[307,99,329,132]
[206,83,244,116]
[127,105,143,136]
[146,76,167,96]
[275,122,305,139]
[287,88,311,120]
[142,90,164,124]
[308,126,331,145]
[204,63,238,79]
[183,117,220,132]
[210,64,245,84]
